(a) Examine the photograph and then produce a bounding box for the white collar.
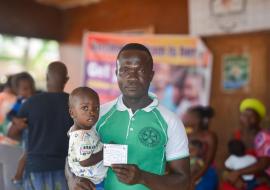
[116,92,159,112]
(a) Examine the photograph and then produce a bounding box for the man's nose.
[127,70,138,80]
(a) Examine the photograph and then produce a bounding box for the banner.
[83,32,212,118]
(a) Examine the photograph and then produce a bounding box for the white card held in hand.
[103,144,128,166]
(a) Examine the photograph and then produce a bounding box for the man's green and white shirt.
[96,94,189,190]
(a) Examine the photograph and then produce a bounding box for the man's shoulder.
[155,104,181,124]
[100,99,118,116]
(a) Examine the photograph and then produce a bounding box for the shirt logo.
[138,127,161,148]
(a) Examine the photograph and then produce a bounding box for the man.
[9,61,73,189]
[66,43,190,190]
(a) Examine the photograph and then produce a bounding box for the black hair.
[188,105,214,130]
[190,139,203,150]
[228,139,246,157]
[69,87,99,107]
[4,75,14,89]
[13,72,35,93]
[117,43,153,69]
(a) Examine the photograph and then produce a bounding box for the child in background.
[189,139,205,179]
[7,72,35,184]
[225,139,257,190]
[68,87,107,190]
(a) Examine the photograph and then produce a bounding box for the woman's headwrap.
[240,98,266,119]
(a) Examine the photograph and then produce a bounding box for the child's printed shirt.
[68,126,107,184]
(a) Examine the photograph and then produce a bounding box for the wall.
[203,31,270,172]
[61,0,189,92]
[62,0,189,44]
[0,0,63,40]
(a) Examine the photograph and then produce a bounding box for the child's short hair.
[228,139,246,156]
[69,87,99,107]
[13,72,35,93]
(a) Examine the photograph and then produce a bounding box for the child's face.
[17,80,33,98]
[70,94,100,130]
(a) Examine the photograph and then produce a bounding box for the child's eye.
[81,106,88,111]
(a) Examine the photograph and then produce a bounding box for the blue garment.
[195,166,218,190]
[96,180,105,190]
[245,179,257,190]
[23,170,68,190]
[18,92,73,172]
[7,97,25,121]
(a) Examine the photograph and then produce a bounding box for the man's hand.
[67,176,95,190]
[12,117,27,130]
[112,164,143,185]
[65,157,95,190]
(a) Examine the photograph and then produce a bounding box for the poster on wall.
[222,55,250,91]
[83,32,213,118]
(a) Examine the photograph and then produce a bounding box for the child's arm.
[79,149,103,167]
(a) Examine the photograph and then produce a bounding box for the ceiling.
[35,0,102,9]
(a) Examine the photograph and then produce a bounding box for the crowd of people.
[0,43,269,190]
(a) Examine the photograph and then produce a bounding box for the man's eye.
[138,69,145,74]
[120,68,128,73]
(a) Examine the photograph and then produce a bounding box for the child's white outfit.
[68,126,107,184]
[225,154,257,180]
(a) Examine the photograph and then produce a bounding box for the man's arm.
[7,117,27,140]
[79,150,103,167]
[112,157,190,190]
[227,157,270,183]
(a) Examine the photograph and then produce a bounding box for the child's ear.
[69,107,74,118]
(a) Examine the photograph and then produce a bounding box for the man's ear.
[150,70,155,82]
[65,76,69,84]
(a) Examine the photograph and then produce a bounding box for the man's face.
[184,75,201,101]
[116,50,154,99]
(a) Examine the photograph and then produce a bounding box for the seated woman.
[223,98,270,190]
[184,106,218,190]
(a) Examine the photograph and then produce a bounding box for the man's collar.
[116,92,159,112]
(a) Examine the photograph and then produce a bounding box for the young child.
[68,87,107,190]
[8,72,35,184]
[225,139,257,190]
[189,139,205,179]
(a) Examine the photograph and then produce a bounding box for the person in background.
[9,61,73,190]
[0,75,16,135]
[184,105,218,190]
[224,139,257,190]
[5,72,36,185]
[226,98,270,190]
[66,43,190,190]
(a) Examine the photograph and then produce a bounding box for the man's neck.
[122,95,153,113]
[47,86,64,93]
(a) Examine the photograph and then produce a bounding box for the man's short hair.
[117,43,153,69]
